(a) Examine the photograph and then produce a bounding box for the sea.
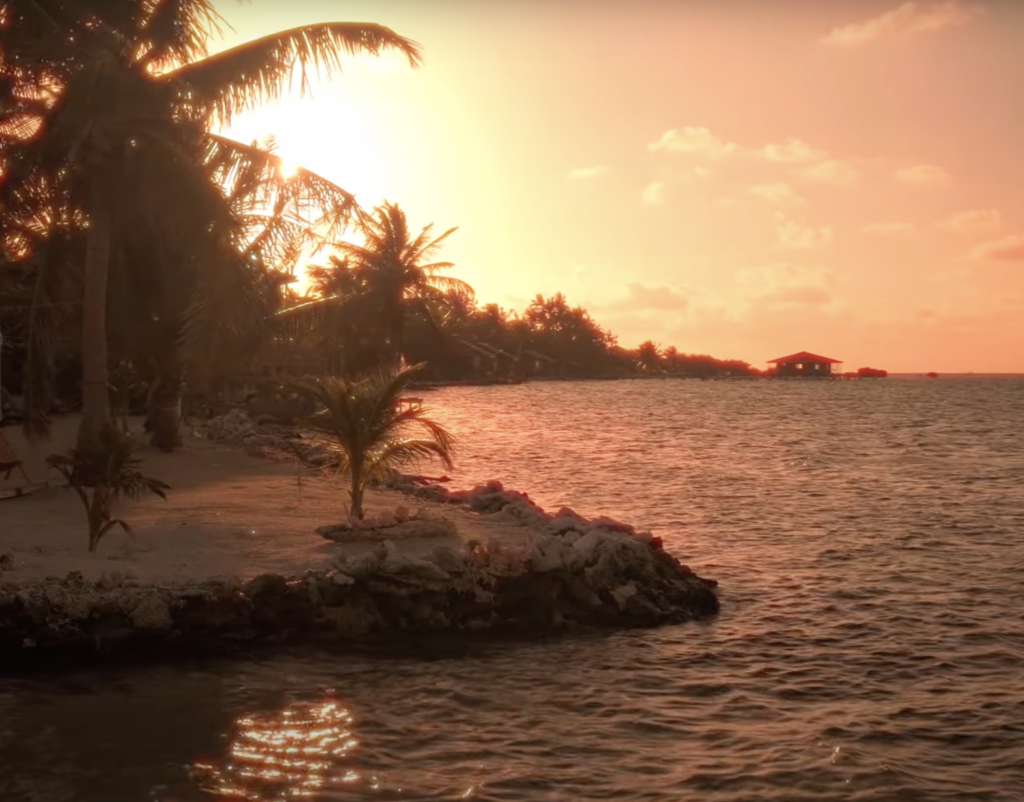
[1,375,1023,802]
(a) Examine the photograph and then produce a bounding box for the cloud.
[566,165,610,180]
[647,127,738,160]
[969,235,1024,262]
[761,138,828,164]
[606,283,690,312]
[749,182,806,205]
[775,212,833,250]
[935,208,1002,234]
[764,285,833,306]
[799,159,860,186]
[895,164,952,185]
[758,137,858,186]
[642,181,667,205]
[737,263,834,308]
[821,1,983,48]
[862,221,917,238]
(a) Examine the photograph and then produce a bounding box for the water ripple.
[2,378,1023,801]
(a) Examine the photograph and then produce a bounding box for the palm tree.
[293,362,454,519]
[0,0,422,447]
[126,136,365,450]
[325,202,473,364]
[46,424,170,553]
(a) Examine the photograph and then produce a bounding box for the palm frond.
[136,0,225,72]
[168,22,422,125]
[203,133,360,257]
[364,438,454,482]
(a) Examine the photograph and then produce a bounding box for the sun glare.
[278,158,300,179]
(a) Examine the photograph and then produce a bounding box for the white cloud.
[935,208,1002,234]
[606,283,690,312]
[799,159,860,186]
[647,127,738,160]
[737,263,834,307]
[862,221,917,238]
[566,165,610,180]
[775,212,833,250]
[821,1,983,48]
[642,181,667,205]
[761,138,828,164]
[969,235,1024,262]
[757,138,858,186]
[895,164,952,185]
[749,182,806,205]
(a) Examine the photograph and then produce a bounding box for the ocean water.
[2,377,1024,802]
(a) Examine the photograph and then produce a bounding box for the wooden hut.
[767,351,842,377]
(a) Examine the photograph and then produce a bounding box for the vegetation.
[293,363,455,520]
[46,425,169,553]
[0,3,755,450]
[0,0,421,447]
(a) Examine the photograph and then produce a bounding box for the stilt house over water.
[768,351,842,377]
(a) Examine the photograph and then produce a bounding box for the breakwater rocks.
[0,487,718,666]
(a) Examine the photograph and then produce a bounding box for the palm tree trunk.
[78,186,112,448]
[349,458,364,519]
[150,363,184,451]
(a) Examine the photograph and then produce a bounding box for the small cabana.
[767,351,842,377]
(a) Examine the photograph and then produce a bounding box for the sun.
[277,157,300,179]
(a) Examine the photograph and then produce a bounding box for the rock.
[320,597,379,636]
[173,589,253,634]
[527,535,576,573]
[428,545,467,574]
[547,508,588,535]
[97,571,126,591]
[318,516,457,543]
[609,582,638,611]
[589,516,636,535]
[129,594,173,630]
[331,572,355,586]
[0,552,16,572]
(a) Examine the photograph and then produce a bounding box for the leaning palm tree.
[326,202,473,364]
[0,0,422,446]
[294,362,454,520]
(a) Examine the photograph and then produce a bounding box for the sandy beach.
[0,415,536,585]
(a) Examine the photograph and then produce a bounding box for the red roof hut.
[767,351,842,377]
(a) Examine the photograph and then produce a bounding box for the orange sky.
[212,0,1024,373]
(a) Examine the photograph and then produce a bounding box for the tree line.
[0,0,753,459]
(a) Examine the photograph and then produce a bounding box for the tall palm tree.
[293,362,454,519]
[0,0,422,447]
[326,202,473,364]
[132,136,364,450]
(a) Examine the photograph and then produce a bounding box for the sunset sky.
[212,0,1024,372]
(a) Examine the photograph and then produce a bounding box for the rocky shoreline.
[0,475,718,670]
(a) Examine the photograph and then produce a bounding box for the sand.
[0,415,538,585]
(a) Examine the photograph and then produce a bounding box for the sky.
[211,0,1024,372]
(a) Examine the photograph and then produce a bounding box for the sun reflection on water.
[190,699,360,799]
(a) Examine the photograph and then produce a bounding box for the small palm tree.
[294,363,454,519]
[47,425,169,553]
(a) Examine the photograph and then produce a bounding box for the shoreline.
[0,415,719,671]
